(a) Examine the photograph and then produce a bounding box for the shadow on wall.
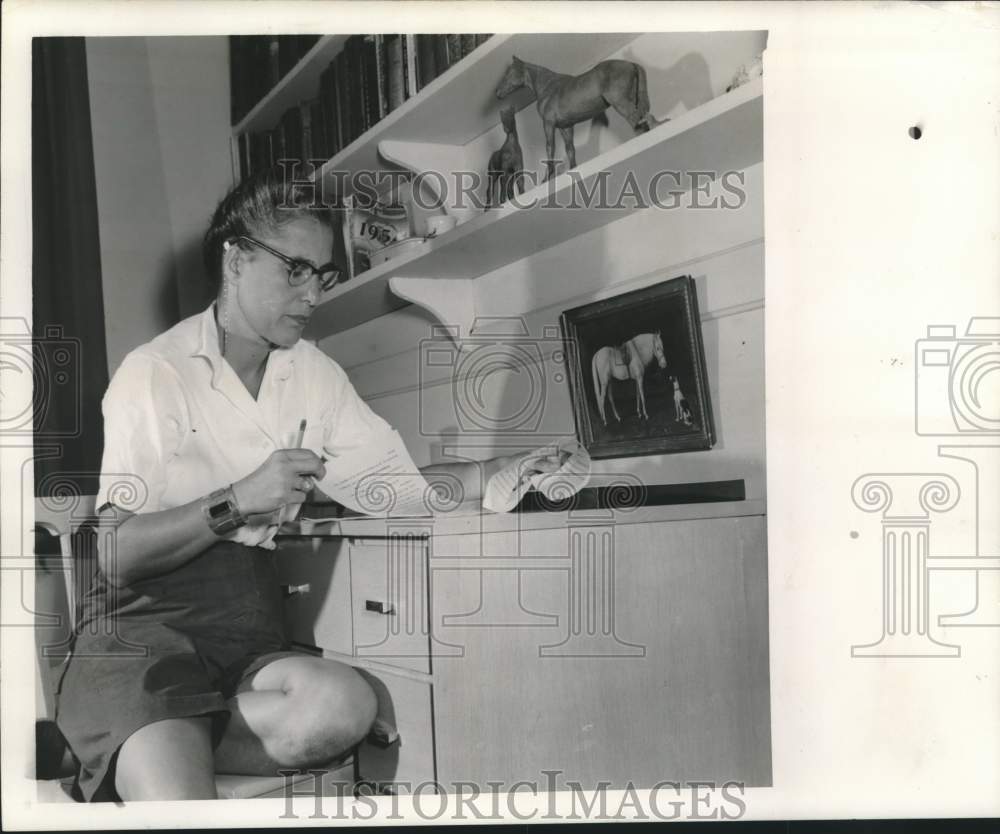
[161,234,216,321]
[635,51,715,122]
[154,249,181,331]
[529,50,715,178]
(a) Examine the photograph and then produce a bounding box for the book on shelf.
[266,37,282,92]
[404,34,418,99]
[373,35,389,120]
[280,34,320,78]
[309,98,326,164]
[279,105,303,163]
[446,34,462,68]
[415,35,437,91]
[360,34,385,131]
[431,35,449,82]
[230,34,323,127]
[385,34,405,112]
[356,36,370,135]
[231,31,500,179]
[346,35,366,145]
[335,49,350,149]
[300,101,313,163]
[318,64,335,159]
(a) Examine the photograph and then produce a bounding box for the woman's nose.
[301,277,322,306]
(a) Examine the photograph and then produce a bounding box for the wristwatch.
[202,485,247,535]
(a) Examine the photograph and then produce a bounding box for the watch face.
[209,501,231,520]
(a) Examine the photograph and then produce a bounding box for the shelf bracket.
[388,277,478,347]
[378,139,480,228]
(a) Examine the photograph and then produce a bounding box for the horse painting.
[496,55,651,182]
[591,332,666,424]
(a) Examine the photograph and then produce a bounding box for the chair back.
[33,495,97,717]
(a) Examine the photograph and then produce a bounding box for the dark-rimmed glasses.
[228,235,343,292]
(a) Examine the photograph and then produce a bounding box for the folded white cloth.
[482,437,592,513]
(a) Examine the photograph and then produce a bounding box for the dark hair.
[202,167,332,290]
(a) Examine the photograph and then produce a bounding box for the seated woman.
[54,168,560,802]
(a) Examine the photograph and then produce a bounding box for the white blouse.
[96,303,391,548]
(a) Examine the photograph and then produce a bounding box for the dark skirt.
[54,540,298,802]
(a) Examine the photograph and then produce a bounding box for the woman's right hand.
[230,449,327,516]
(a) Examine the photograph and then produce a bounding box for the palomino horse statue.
[591,332,666,424]
[496,55,651,182]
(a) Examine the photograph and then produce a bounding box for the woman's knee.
[276,663,377,767]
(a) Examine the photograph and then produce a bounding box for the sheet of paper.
[315,428,434,517]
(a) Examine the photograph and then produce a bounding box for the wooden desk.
[274,499,771,790]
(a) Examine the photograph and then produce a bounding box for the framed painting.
[560,275,715,459]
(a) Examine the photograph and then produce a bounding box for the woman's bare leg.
[115,716,217,800]
[213,656,377,776]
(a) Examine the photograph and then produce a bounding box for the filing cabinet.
[276,533,437,788]
[272,537,353,657]
[276,503,771,791]
[349,540,431,674]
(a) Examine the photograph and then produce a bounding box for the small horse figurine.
[591,332,666,424]
[486,105,525,208]
[496,55,651,182]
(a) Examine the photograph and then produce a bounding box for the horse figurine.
[486,105,525,208]
[591,332,666,424]
[496,55,651,182]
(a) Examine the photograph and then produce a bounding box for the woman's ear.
[222,240,242,281]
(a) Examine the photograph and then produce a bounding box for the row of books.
[233,34,492,182]
[230,35,322,126]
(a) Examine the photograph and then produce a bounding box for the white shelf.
[314,33,640,198]
[233,35,349,135]
[304,77,763,341]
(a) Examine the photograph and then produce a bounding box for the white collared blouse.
[96,303,391,548]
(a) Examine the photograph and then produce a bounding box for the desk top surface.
[279,498,766,539]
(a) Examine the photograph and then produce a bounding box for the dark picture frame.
[560,275,715,459]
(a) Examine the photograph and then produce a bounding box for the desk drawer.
[356,668,434,789]
[349,540,430,674]
[273,538,352,657]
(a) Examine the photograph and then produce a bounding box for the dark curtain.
[32,37,109,497]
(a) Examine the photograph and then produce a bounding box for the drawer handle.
[365,599,395,615]
[282,583,311,597]
[366,717,400,748]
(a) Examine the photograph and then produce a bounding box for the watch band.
[202,485,247,535]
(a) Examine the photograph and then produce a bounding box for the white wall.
[320,31,766,500]
[86,36,232,376]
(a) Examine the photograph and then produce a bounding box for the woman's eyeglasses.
[226,235,343,292]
